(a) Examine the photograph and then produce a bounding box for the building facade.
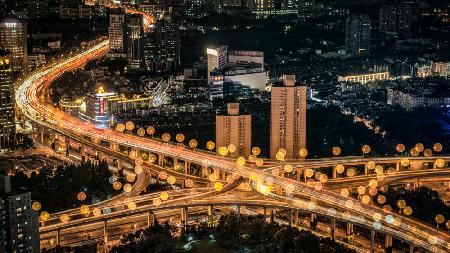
[0,18,27,73]
[126,14,145,69]
[270,75,307,159]
[207,45,228,81]
[379,4,413,34]
[387,87,450,111]
[338,71,390,84]
[154,13,180,72]
[108,9,126,56]
[0,50,14,151]
[345,15,371,57]
[216,103,251,157]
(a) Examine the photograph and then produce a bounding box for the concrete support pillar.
[184,161,189,174]
[117,160,122,171]
[158,154,164,167]
[56,229,60,245]
[208,205,213,226]
[396,161,401,172]
[310,213,317,230]
[295,170,301,181]
[270,209,275,223]
[181,207,189,226]
[222,170,226,181]
[98,151,103,161]
[346,223,354,242]
[330,218,336,240]
[109,142,118,151]
[147,212,155,227]
[263,207,267,223]
[385,235,393,253]
[409,245,414,253]
[201,166,207,178]
[65,138,70,157]
[293,210,299,227]
[332,167,337,179]
[370,229,375,253]
[236,204,241,221]
[364,164,369,175]
[173,157,178,170]
[80,145,86,162]
[103,220,108,253]
[39,131,44,143]
[289,209,294,227]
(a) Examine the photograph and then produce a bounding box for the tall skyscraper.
[126,13,144,69]
[154,13,180,72]
[0,175,40,253]
[270,75,307,159]
[379,4,413,33]
[207,45,228,81]
[0,49,15,151]
[108,8,126,56]
[345,15,371,57]
[0,18,27,73]
[216,103,251,158]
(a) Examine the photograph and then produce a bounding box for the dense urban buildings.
[345,14,371,57]
[0,174,40,253]
[108,9,126,57]
[270,75,307,159]
[379,4,414,34]
[216,103,251,157]
[0,18,27,73]
[0,49,14,151]
[154,12,180,72]
[126,14,144,69]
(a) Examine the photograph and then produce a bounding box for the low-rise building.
[387,87,450,110]
[338,71,390,84]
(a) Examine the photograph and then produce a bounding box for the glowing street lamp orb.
[283,164,293,173]
[137,128,145,137]
[361,195,371,204]
[159,171,168,180]
[340,188,350,197]
[367,161,376,170]
[126,174,136,183]
[32,202,41,211]
[415,143,424,152]
[382,205,392,213]
[344,200,354,209]
[332,146,341,156]
[160,191,169,201]
[361,145,371,154]
[410,148,419,157]
[368,187,378,196]
[40,211,50,221]
[396,143,405,153]
[146,126,155,135]
[77,192,87,201]
[435,158,445,168]
[377,195,386,204]
[175,133,185,143]
[357,186,366,195]
[248,155,257,163]
[346,168,357,177]
[185,179,194,188]
[372,212,382,222]
[319,174,328,183]
[335,164,345,174]
[236,156,246,167]
[134,165,143,174]
[206,141,215,151]
[299,148,308,158]
[433,143,443,152]
[304,168,314,178]
[278,148,287,155]
[400,158,410,167]
[125,121,135,131]
[397,199,406,209]
[214,182,223,191]
[188,139,198,148]
[435,214,445,224]
[113,181,122,190]
[148,154,157,163]
[162,133,171,142]
[255,158,264,167]
[376,172,386,181]
[60,214,70,223]
[275,151,285,161]
[115,123,125,132]
[251,147,261,156]
[227,144,236,153]
[80,205,90,215]
[153,198,162,206]
[403,206,413,216]
[92,208,102,217]
[445,220,450,230]
[167,176,176,185]
[127,201,137,210]
[208,173,217,182]
[368,179,378,188]
[423,149,432,157]
[217,146,228,156]
[374,165,384,174]
[123,183,132,193]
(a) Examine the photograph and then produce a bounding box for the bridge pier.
[103,220,108,253]
[270,209,275,223]
[173,157,178,170]
[109,142,118,151]
[346,223,354,242]
[332,166,337,179]
[289,209,294,227]
[158,154,164,167]
[147,212,155,227]
[208,205,214,226]
[56,229,60,246]
[117,160,122,170]
[65,137,70,157]
[293,210,299,227]
[236,204,241,221]
[181,207,189,226]
[330,218,336,240]
[310,213,317,230]
[385,235,393,253]
[184,161,189,174]
[80,145,86,162]
[370,229,375,253]
[409,245,414,253]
